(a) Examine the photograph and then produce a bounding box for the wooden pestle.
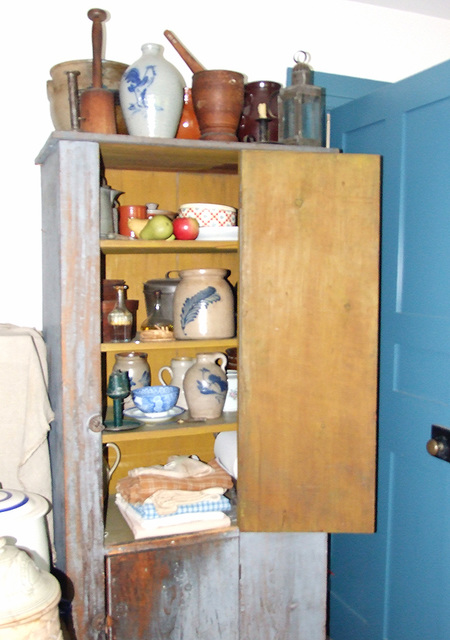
[164,30,206,74]
[79,8,117,134]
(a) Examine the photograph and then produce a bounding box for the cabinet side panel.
[106,532,239,640]
[239,532,327,640]
[41,140,105,639]
[41,144,64,564]
[238,151,380,533]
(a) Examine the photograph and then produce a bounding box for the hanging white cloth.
[0,324,55,552]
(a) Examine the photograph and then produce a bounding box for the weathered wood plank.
[106,531,239,640]
[240,532,327,640]
[239,151,380,532]
[42,140,105,639]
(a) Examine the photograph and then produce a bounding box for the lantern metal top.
[291,50,313,86]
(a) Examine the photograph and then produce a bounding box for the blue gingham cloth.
[131,495,231,520]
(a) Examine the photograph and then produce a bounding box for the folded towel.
[117,458,233,504]
[133,491,231,519]
[116,494,231,540]
[130,455,213,479]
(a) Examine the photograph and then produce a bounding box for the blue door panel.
[401,97,450,317]
[326,59,450,640]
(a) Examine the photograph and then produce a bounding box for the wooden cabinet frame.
[37,133,379,639]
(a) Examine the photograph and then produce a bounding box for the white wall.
[2,0,449,329]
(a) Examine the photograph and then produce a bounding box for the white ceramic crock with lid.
[0,537,62,639]
[0,488,50,572]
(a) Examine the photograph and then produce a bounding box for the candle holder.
[256,116,271,143]
[104,370,139,430]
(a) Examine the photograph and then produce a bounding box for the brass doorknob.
[426,438,445,457]
[426,425,450,463]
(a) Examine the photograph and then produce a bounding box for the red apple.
[173,216,200,240]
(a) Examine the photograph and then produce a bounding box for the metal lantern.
[278,51,324,146]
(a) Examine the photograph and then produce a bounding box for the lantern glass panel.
[278,84,324,146]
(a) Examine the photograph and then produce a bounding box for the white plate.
[124,406,185,423]
[197,226,238,241]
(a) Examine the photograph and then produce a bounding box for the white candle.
[257,102,267,119]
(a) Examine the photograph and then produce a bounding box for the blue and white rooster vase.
[183,353,228,419]
[120,43,184,137]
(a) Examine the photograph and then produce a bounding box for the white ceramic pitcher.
[158,357,195,410]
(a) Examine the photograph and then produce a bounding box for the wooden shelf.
[36,131,335,174]
[100,238,238,254]
[101,337,237,353]
[102,408,237,443]
[104,495,239,552]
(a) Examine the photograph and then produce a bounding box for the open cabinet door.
[238,150,380,533]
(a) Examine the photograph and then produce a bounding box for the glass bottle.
[107,285,133,342]
[140,290,174,341]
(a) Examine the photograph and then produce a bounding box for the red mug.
[118,205,147,237]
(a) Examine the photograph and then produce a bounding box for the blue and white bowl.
[132,385,179,413]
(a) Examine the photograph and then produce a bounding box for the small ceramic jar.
[112,351,150,409]
[173,268,235,340]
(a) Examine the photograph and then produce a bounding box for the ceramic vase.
[112,351,150,408]
[176,87,201,139]
[120,43,184,137]
[183,352,228,419]
[173,268,235,340]
[192,70,245,141]
[223,370,238,412]
[158,356,195,410]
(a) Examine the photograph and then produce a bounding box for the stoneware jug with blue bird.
[183,352,228,419]
[119,43,184,137]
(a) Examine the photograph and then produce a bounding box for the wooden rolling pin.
[164,30,206,74]
[79,8,117,134]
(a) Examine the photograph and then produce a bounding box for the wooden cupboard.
[37,132,380,640]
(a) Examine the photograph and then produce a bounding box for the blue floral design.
[130,370,150,389]
[179,286,221,334]
[123,65,162,114]
[196,367,227,404]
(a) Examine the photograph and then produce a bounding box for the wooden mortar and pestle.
[164,30,244,141]
[79,8,117,134]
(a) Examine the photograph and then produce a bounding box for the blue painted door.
[327,59,450,640]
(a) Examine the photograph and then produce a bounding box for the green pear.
[140,215,174,240]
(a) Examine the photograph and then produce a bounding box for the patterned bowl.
[132,385,179,413]
[178,203,237,227]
